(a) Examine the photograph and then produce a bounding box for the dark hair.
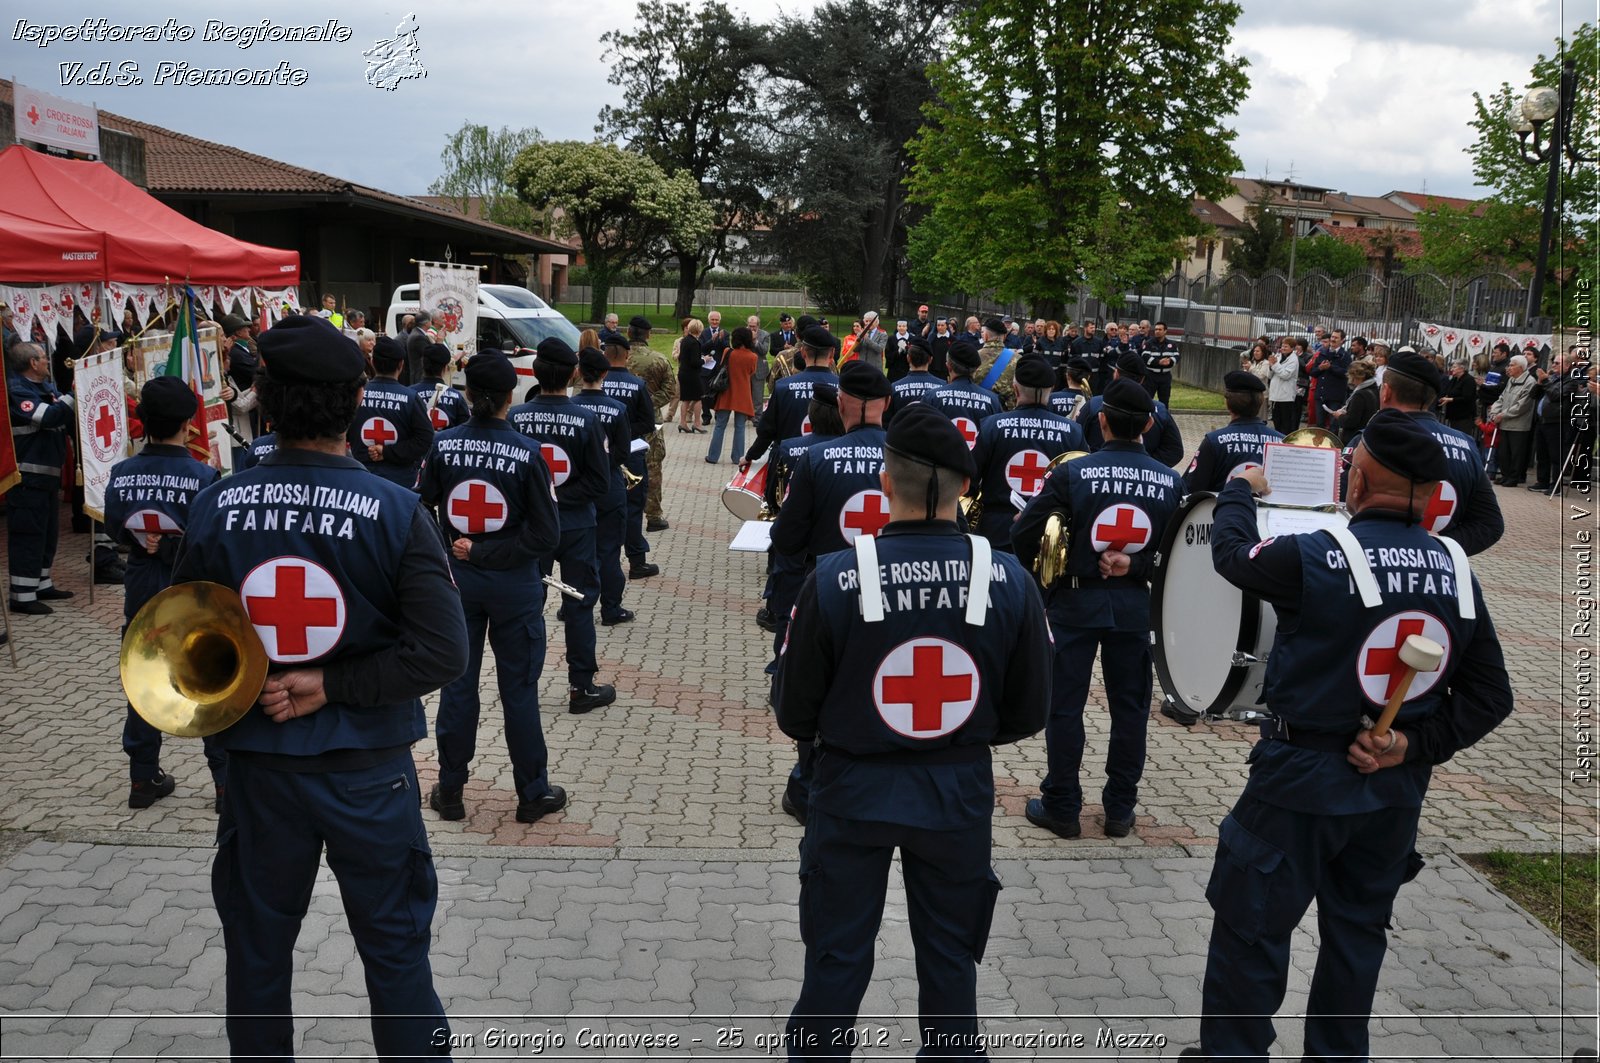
[605,339,632,360]
[908,343,932,367]
[731,326,754,350]
[806,396,845,437]
[1224,390,1263,419]
[138,412,187,440]
[1292,337,1310,352]
[1102,405,1147,442]
[467,387,510,419]
[1383,372,1435,409]
[1154,320,1168,329]
[255,364,362,443]
[534,361,574,393]
[578,361,607,385]
[883,450,964,512]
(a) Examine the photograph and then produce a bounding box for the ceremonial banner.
[163,289,213,466]
[73,349,129,521]
[418,262,479,353]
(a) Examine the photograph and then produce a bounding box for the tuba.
[1030,450,1091,589]
[120,582,270,737]
[1282,426,1342,449]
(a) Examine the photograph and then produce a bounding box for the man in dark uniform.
[1050,359,1094,420]
[769,362,893,821]
[572,346,636,626]
[1093,323,1128,395]
[7,342,75,614]
[171,315,467,1060]
[888,335,942,419]
[104,378,225,809]
[968,354,1086,550]
[1182,370,1284,495]
[412,342,470,431]
[1305,328,1351,430]
[509,337,617,712]
[1140,321,1181,406]
[404,309,433,384]
[743,325,840,467]
[418,350,567,824]
[1014,379,1183,838]
[1183,410,1513,1062]
[776,402,1050,1059]
[606,324,662,576]
[923,341,1002,451]
[1078,354,1185,467]
[235,431,278,471]
[347,336,433,486]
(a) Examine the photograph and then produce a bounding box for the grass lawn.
[1168,381,1226,412]
[1464,851,1599,965]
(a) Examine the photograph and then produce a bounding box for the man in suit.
[747,314,772,416]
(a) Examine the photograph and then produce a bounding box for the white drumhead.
[1154,495,1245,714]
[722,486,765,522]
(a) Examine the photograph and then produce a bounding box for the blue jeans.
[706,410,747,462]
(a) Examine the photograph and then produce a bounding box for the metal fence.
[564,284,818,313]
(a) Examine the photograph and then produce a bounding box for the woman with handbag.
[705,328,759,464]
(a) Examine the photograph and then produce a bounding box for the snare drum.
[722,463,770,521]
[1151,492,1348,721]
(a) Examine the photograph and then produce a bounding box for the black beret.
[906,335,931,356]
[578,345,611,376]
[257,316,365,384]
[1360,409,1447,483]
[535,337,577,367]
[795,315,817,332]
[811,383,838,408]
[137,375,197,422]
[948,341,981,371]
[421,342,452,370]
[371,336,406,372]
[1103,378,1155,416]
[1224,370,1265,393]
[1066,357,1093,374]
[887,402,976,479]
[1115,352,1146,380]
[983,316,1006,335]
[839,360,891,400]
[464,350,517,393]
[1014,354,1054,389]
[1385,347,1442,394]
[74,325,121,348]
[629,314,653,331]
[800,325,834,350]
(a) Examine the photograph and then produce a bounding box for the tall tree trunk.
[673,253,702,320]
[589,260,615,324]
[858,171,905,310]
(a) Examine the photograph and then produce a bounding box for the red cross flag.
[124,509,182,536]
[73,349,129,521]
[873,637,980,738]
[952,416,979,450]
[1421,480,1457,533]
[360,417,399,449]
[241,557,347,663]
[1090,504,1153,553]
[1005,448,1050,497]
[540,443,572,487]
[1356,611,1451,705]
[838,488,891,544]
[447,479,508,534]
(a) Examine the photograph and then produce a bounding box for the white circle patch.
[1089,504,1154,554]
[539,443,572,487]
[1422,480,1458,533]
[838,488,891,544]
[953,416,979,450]
[1005,448,1051,497]
[240,557,347,663]
[873,637,980,738]
[1356,610,1452,706]
[359,416,398,448]
[124,509,181,536]
[447,479,509,534]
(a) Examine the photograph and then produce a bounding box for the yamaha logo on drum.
[1184,520,1213,547]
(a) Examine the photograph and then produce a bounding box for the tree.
[906,0,1248,320]
[761,0,955,312]
[509,142,714,322]
[1292,235,1367,280]
[1417,23,1597,320]
[1228,186,1290,276]
[428,123,543,234]
[599,0,773,319]
[1081,195,1187,307]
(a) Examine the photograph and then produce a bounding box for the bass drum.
[1151,492,1348,721]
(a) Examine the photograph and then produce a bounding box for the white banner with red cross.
[73,349,129,521]
[418,261,479,354]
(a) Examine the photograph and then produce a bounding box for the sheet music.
[1263,442,1339,508]
[730,520,773,552]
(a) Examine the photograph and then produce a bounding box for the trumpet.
[621,464,644,490]
[959,491,983,529]
[1030,450,1091,590]
[121,582,270,737]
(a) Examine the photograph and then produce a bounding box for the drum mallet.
[1370,634,1446,742]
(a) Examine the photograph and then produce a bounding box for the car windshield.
[483,285,550,310]
[504,315,581,350]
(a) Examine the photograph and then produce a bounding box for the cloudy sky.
[4,0,1587,200]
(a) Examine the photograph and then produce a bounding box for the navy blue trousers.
[6,481,60,603]
[214,752,450,1062]
[1041,622,1151,820]
[436,563,552,801]
[624,452,650,562]
[544,524,600,689]
[1200,794,1422,1063]
[786,809,999,1060]
[596,495,628,620]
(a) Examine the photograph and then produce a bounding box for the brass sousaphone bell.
[1031,450,1092,589]
[120,582,270,737]
[1281,426,1342,449]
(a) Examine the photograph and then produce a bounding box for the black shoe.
[1025,798,1080,839]
[1160,702,1200,726]
[9,600,52,615]
[516,785,568,823]
[704,457,718,464]
[93,565,126,585]
[570,684,617,714]
[629,561,660,578]
[428,783,465,821]
[755,606,779,633]
[36,586,76,601]
[646,517,670,532]
[781,791,807,825]
[601,609,635,626]
[1527,483,1551,491]
[128,769,176,809]
[1103,813,1136,838]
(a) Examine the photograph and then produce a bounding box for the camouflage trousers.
[646,429,665,519]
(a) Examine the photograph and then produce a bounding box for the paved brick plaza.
[0,410,1595,1059]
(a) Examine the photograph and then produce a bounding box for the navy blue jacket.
[347,376,434,487]
[411,376,470,432]
[1183,417,1284,495]
[103,443,220,617]
[600,366,657,442]
[1077,393,1185,466]
[8,372,75,484]
[571,389,631,514]
[1345,411,1503,556]
[889,370,943,420]
[770,425,889,560]
[969,404,1086,545]
[747,366,839,462]
[416,416,561,571]
[508,394,610,530]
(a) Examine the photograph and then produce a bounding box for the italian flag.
[164,287,212,464]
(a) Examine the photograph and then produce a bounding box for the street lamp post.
[1513,59,1592,326]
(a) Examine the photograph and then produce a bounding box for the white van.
[385,283,582,385]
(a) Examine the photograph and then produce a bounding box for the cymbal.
[120,581,269,738]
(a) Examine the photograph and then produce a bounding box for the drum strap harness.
[855,533,992,626]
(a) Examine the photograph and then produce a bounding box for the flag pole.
[0,591,16,668]
[73,353,95,606]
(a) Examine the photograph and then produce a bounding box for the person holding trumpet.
[1181,408,1514,1063]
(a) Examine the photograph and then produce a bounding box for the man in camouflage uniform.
[975,316,1019,410]
[628,316,677,531]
